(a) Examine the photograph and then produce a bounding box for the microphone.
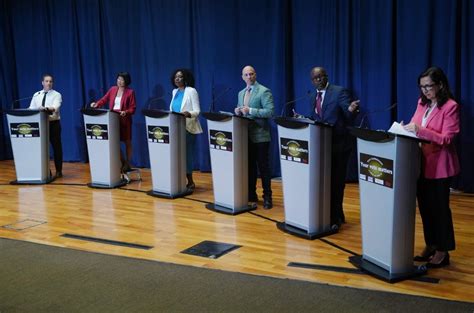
[209,87,232,112]
[280,90,312,117]
[11,92,42,109]
[358,103,397,128]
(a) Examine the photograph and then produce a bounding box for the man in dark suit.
[309,67,359,229]
[234,65,275,209]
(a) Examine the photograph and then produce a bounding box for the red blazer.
[96,86,136,115]
[410,98,460,179]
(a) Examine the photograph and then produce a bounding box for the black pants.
[417,177,455,251]
[330,148,351,224]
[49,120,63,173]
[248,141,272,200]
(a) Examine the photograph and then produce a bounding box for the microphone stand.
[10,92,41,110]
[209,87,232,112]
[358,103,397,128]
[279,91,312,117]
[147,96,166,110]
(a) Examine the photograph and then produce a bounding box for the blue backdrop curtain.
[1,0,473,192]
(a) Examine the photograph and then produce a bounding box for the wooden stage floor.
[0,160,473,303]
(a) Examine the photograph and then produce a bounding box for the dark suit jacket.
[310,84,356,153]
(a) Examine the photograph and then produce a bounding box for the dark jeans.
[248,141,272,199]
[186,131,196,175]
[417,176,456,251]
[49,120,63,173]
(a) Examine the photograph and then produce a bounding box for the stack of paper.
[388,122,418,138]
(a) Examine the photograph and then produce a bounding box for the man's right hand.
[234,107,242,115]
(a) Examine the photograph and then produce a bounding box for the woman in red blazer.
[91,72,137,171]
[404,67,460,268]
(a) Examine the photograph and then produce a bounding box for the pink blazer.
[410,98,460,179]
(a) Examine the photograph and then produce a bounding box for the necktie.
[243,87,251,107]
[41,91,47,107]
[315,91,322,117]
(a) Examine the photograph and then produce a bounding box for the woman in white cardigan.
[170,69,203,191]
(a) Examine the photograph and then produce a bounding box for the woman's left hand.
[182,111,192,118]
[404,122,419,133]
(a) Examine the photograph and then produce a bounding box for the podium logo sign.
[10,123,40,137]
[280,138,309,164]
[86,124,108,140]
[209,130,232,151]
[359,153,393,188]
[148,126,169,144]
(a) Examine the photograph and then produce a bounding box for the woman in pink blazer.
[91,72,137,172]
[404,67,460,268]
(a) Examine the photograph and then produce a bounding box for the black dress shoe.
[263,198,273,209]
[186,182,195,189]
[331,221,342,231]
[414,248,436,262]
[331,217,343,226]
[248,194,258,202]
[426,253,450,268]
[55,171,63,178]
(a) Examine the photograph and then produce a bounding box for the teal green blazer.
[237,82,274,143]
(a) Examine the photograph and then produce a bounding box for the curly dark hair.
[170,68,195,88]
[418,67,454,107]
[117,72,132,86]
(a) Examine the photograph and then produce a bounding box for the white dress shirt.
[29,89,62,121]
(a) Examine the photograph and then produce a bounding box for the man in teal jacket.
[234,65,274,209]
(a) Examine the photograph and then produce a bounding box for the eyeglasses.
[419,83,436,91]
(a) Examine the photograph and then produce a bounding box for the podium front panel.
[146,114,186,195]
[358,136,419,274]
[7,111,50,181]
[84,111,122,186]
[278,123,331,233]
[207,117,248,210]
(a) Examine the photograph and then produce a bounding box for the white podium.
[349,127,427,282]
[6,109,54,184]
[82,108,126,188]
[143,109,191,198]
[275,116,336,239]
[202,112,256,215]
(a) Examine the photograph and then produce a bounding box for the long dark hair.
[170,68,195,88]
[418,67,453,107]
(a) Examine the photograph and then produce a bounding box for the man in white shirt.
[29,74,63,178]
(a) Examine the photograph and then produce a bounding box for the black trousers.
[49,120,63,173]
[417,177,456,251]
[248,141,272,199]
[330,147,351,224]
